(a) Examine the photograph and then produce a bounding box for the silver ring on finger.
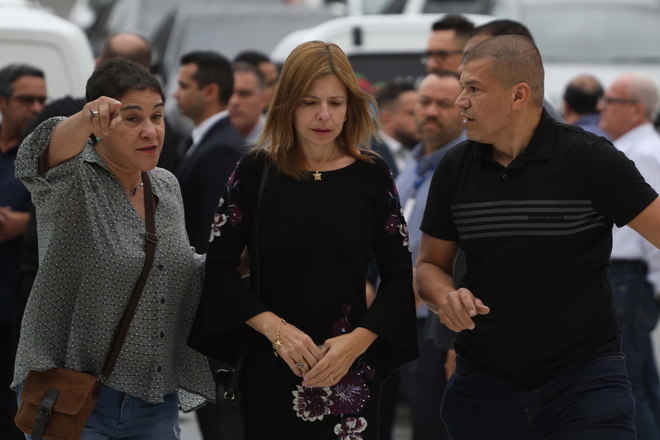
[296,361,305,370]
[89,109,100,119]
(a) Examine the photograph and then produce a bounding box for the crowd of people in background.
[1,10,660,440]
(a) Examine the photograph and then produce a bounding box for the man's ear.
[260,91,269,109]
[511,82,531,109]
[379,109,394,129]
[203,82,220,102]
[631,101,649,124]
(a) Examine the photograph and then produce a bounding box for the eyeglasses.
[421,50,464,65]
[11,95,47,105]
[599,96,639,106]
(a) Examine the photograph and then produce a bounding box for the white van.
[0,2,94,100]
[270,13,494,87]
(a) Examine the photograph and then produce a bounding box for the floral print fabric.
[290,305,377,439]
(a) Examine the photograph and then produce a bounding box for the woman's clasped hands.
[271,317,375,388]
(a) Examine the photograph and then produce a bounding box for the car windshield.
[525,5,660,63]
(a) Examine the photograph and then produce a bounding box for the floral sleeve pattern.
[209,166,243,242]
[383,170,410,251]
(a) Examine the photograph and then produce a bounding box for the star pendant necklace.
[309,148,340,181]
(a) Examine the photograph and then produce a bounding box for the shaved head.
[463,34,544,107]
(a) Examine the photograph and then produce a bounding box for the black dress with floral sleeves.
[195,150,417,440]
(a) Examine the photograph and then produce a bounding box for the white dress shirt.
[611,122,660,295]
[244,115,266,146]
[378,130,411,172]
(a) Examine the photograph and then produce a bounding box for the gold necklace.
[308,149,341,181]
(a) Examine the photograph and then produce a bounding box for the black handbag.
[215,160,270,440]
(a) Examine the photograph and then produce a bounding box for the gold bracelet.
[272,318,286,357]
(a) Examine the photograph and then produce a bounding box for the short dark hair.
[471,19,534,42]
[180,50,233,105]
[86,58,164,103]
[376,82,416,109]
[563,75,604,115]
[431,14,475,43]
[0,63,45,98]
[232,61,265,90]
[234,50,271,66]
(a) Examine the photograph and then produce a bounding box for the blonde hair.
[257,41,376,179]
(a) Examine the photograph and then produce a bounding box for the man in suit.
[174,50,245,255]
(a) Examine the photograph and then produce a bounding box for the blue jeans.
[610,261,660,440]
[17,383,180,440]
[441,353,635,439]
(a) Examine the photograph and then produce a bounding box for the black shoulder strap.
[252,159,271,298]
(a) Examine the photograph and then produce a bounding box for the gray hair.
[232,61,265,91]
[626,73,658,121]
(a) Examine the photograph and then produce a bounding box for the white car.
[489,0,660,113]
[0,1,94,100]
[271,13,494,87]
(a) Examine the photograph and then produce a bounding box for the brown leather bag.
[15,172,158,440]
[15,369,100,440]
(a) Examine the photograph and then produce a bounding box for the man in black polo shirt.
[415,34,660,439]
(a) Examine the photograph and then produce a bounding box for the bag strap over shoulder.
[252,159,270,299]
[100,171,158,380]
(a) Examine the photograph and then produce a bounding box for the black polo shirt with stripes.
[421,111,658,387]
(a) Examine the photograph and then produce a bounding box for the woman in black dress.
[191,41,417,439]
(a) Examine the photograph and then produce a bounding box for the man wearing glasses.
[0,62,46,438]
[599,73,660,440]
[423,14,474,73]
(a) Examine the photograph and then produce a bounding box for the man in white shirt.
[599,72,660,440]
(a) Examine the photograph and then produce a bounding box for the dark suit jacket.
[176,116,245,253]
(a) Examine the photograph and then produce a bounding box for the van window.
[349,53,425,88]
